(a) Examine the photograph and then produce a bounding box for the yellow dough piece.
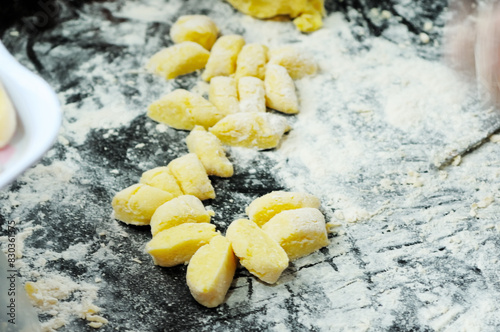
[202,35,245,81]
[238,76,266,113]
[140,166,184,197]
[209,112,289,149]
[268,46,318,79]
[226,219,289,284]
[262,208,329,260]
[146,42,210,80]
[293,12,323,33]
[186,126,234,178]
[148,89,224,130]
[112,184,174,226]
[265,64,299,114]
[150,195,213,236]
[146,223,217,267]
[235,43,268,81]
[170,15,219,50]
[186,235,237,307]
[209,76,240,115]
[246,191,321,227]
[0,82,16,148]
[225,0,325,32]
[167,153,216,200]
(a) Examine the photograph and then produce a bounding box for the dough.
[146,42,210,80]
[167,153,216,200]
[246,191,321,227]
[148,89,223,130]
[262,208,329,260]
[235,43,268,81]
[150,195,214,236]
[268,45,318,79]
[0,82,16,148]
[209,76,240,115]
[112,184,174,226]
[225,0,325,33]
[209,112,290,149]
[140,166,184,197]
[238,76,266,113]
[170,15,219,50]
[265,64,299,114]
[186,126,234,178]
[145,223,217,267]
[293,12,323,33]
[202,35,246,81]
[186,235,237,308]
[226,219,289,284]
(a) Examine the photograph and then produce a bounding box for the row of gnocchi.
[113,183,329,307]
[146,15,316,149]
[111,15,328,308]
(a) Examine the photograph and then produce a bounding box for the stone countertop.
[2,0,500,331]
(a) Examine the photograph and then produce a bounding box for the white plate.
[0,41,62,190]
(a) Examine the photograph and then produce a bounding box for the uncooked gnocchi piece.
[238,76,266,113]
[209,112,290,149]
[235,43,268,81]
[226,219,289,284]
[186,126,234,178]
[146,42,210,80]
[150,195,214,236]
[148,89,224,130]
[246,191,321,227]
[268,46,317,79]
[145,223,217,267]
[265,64,299,114]
[140,166,184,197]
[0,81,16,148]
[186,235,237,308]
[262,208,329,260]
[293,12,323,33]
[170,15,219,50]
[209,76,240,115]
[112,184,174,226]
[202,35,245,81]
[167,153,216,200]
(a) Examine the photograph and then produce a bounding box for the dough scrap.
[150,195,213,236]
[238,76,266,113]
[246,191,321,227]
[202,35,246,81]
[262,208,329,260]
[268,45,317,79]
[235,43,268,81]
[186,235,237,308]
[186,126,234,178]
[146,223,217,267]
[209,76,240,115]
[0,81,16,148]
[140,166,184,197]
[226,219,289,284]
[167,153,216,200]
[170,15,219,50]
[146,42,210,80]
[265,64,299,114]
[112,184,174,226]
[209,112,290,149]
[148,89,223,130]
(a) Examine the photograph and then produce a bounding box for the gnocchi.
[186,126,234,178]
[268,46,317,79]
[235,43,268,81]
[140,166,184,197]
[167,153,216,200]
[146,42,210,80]
[226,219,289,284]
[265,64,299,114]
[238,76,266,113]
[209,112,290,149]
[170,15,219,50]
[209,76,240,115]
[202,35,245,81]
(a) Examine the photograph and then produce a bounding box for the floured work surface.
[2,0,500,331]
